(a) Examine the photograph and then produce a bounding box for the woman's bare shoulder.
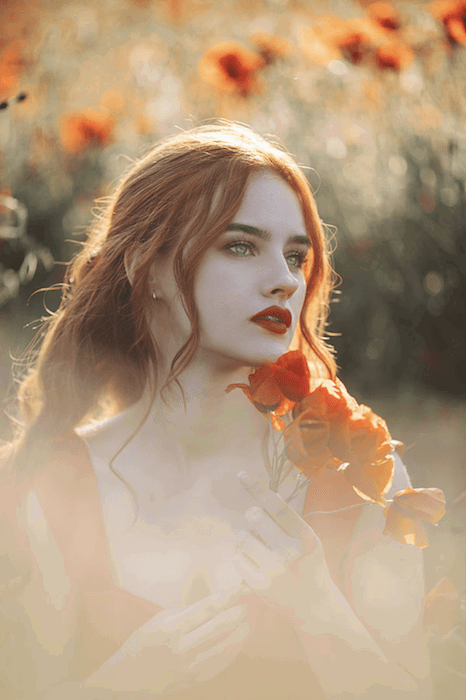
[75,404,145,460]
[76,413,127,443]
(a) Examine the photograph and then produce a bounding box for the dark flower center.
[219,53,247,80]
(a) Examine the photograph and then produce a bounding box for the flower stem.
[267,412,280,492]
[302,501,384,518]
[286,475,312,503]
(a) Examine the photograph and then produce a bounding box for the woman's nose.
[262,263,299,300]
[266,281,298,300]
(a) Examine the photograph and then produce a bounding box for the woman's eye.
[226,241,307,269]
[226,241,254,256]
[287,252,308,269]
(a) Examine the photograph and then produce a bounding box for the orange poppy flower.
[288,384,394,502]
[328,17,387,64]
[375,42,414,70]
[424,576,461,635]
[343,452,394,505]
[284,413,340,477]
[382,487,446,548]
[285,381,386,488]
[340,32,370,63]
[344,405,393,463]
[225,350,311,429]
[333,404,394,504]
[429,1,466,44]
[249,30,291,65]
[447,15,466,42]
[367,2,402,31]
[292,377,359,422]
[60,108,116,153]
[300,15,388,66]
[198,42,264,97]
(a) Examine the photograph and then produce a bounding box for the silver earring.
[149,276,154,282]
[152,291,157,300]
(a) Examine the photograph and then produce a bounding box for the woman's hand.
[233,473,429,698]
[79,583,253,694]
[233,472,337,628]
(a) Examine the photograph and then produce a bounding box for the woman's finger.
[236,529,287,576]
[231,551,272,590]
[243,506,302,562]
[159,584,247,636]
[175,604,248,653]
[238,471,320,546]
[187,620,251,675]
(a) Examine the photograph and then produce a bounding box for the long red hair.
[3,121,337,476]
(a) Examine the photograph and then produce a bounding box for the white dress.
[1,395,429,698]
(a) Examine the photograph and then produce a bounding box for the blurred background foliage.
[0,1,465,446]
[1,0,465,398]
[0,0,465,692]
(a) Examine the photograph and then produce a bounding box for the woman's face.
[150,170,310,370]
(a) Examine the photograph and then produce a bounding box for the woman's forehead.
[233,171,306,229]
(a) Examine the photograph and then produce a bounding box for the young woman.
[1,122,431,699]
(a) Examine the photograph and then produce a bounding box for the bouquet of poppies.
[226,350,445,549]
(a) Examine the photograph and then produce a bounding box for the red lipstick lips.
[250,306,292,335]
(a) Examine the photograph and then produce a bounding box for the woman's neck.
[146,361,270,462]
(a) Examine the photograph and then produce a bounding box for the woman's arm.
[19,489,253,697]
[235,530,428,698]
[0,487,78,698]
[42,586,252,698]
[291,573,430,699]
[80,585,251,694]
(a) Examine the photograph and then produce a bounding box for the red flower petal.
[368,2,402,31]
[226,350,310,419]
[284,416,336,477]
[271,350,311,403]
[382,506,430,547]
[293,378,358,422]
[60,108,115,153]
[382,487,446,547]
[344,454,394,506]
[198,41,264,97]
[375,42,414,70]
[388,487,446,523]
[293,384,395,503]
[428,1,466,44]
[448,16,466,43]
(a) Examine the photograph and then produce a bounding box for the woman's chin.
[241,344,291,367]
[198,338,291,371]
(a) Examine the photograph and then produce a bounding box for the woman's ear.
[124,250,157,291]
[124,249,140,287]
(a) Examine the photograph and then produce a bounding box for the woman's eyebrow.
[226,222,311,248]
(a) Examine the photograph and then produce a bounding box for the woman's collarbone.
[103,446,268,535]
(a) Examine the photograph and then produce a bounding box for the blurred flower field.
[0,0,465,692]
